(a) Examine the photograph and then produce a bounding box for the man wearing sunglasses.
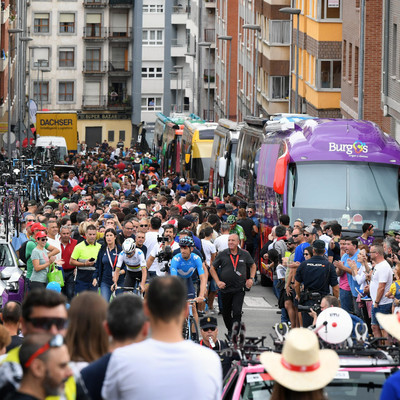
[0,290,78,400]
[11,333,72,400]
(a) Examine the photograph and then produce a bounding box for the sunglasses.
[304,233,311,237]
[292,234,301,238]
[202,327,216,332]
[304,253,310,256]
[26,317,68,331]
[26,219,35,222]
[38,238,48,242]
[140,224,148,227]
[24,334,64,368]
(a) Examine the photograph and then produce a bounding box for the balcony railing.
[109,0,132,6]
[203,69,215,83]
[108,27,132,38]
[107,95,131,108]
[108,61,132,72]
[203,109,214,121]
[83,26,107,39]
[171,38,186,47]
[83,61,107,73]
[172,4,188,13]
[204,29,215,43]
[82,95,107,108]
[83,0,107,6]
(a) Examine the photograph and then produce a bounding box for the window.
[348,43,352,81]
[34,13,50,33]
[354,47,359,98]
[319,0,341,20]
[269,20,290,45]
[108,130,114,141]
[141,96,162,111]
[143,4,163,13]
[33,81,49,102]
[342,40,346,78]
[59,13,75,33]
[85,14,102,37]
[119,130,125,141]
[32,48,49,67]
[269,76,289,100]
[317,60,341,89]
[142,66,163,78]
[142,30,163,46]
[59,81,74,102]
[59,48,74,68]
[86,48,101,71]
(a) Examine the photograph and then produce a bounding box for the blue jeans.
[273,279,289,323]
[100,282,122,302]
[371,302,392,327]
[62,269,76,302]
[340,288,354,313]
[75,279,97,295]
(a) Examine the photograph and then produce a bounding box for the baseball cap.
[200,316,218,330]
[216,203,226,210]
[73,185,84,192]
[31,223,46,232]
[179,178,185,183]
[313,240,326,250]
[27,200,37,207]
[304,225,317,235]
[184,215,196,223]
[35,231,47,239]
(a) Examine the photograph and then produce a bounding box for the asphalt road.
[211,276,281,346]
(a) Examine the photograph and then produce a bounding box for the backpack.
[18,239,35,264]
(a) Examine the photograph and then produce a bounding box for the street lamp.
[173,65,184,113]
[18,37,32,147]
[243,24,261,117]
[169,71,179,113]
[217,35,232,120]
[185,53,196,114]
[280,7,301,114]
[7,28,23,158]
[36,59,47,112]
[199,42,212,121]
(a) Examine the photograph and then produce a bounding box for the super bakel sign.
[328,141,369,158]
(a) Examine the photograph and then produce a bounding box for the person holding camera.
[295,240,339,327]
[146,224,179,279]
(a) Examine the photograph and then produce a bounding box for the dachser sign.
[39,118,74,126]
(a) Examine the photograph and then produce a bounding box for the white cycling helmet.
[122,238,136,255]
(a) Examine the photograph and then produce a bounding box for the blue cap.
[46,282,61,293]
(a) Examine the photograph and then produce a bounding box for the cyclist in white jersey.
[116,238,147,292]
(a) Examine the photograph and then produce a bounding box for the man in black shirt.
[294,240,339,327]
[210,234,256,336]
[2,301,23,352]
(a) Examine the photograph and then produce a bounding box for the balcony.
[108,60,132,75]
[172,3,188,24]
[1,5,9,24]
[108,27,132,40]
[107,95,131,110]
[109,0,132,8]
[83,61,107,74]
[204,29,215,43]
[203,69,216,89]
[204,0,216,8]
[82,95,107,109]
[83,0,107,7]
[203,109,214,121]
[83,26,107,40]
[171,38,186,57]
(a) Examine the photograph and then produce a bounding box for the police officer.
[294,240,339,327]
[199,316,232,378]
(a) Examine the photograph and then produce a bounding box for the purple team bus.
[255,119,400,236]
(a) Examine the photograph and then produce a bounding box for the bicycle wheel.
[188,316,199,343]
[182,319,189,340]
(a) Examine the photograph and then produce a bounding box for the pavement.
[209,278,281,346]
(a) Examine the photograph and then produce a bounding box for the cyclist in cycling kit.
[170,237,207,323]
[116,238,147,292]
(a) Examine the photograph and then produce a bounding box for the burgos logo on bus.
[328,140,368,157]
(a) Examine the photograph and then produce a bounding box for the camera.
[298,292,322,314]
[157,236,169,244]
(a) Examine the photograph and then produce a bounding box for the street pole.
[185,53,196,114]
[218,36,232,119]
[279,8,301,114]
[7,29,23,158]
[242,25,261,117]
[169,70,178,112]
[19,37,32,147]
[199,42,212,121]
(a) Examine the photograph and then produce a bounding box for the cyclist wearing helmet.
[116,238,147,292]
[227,215,245,248]
[170,236,207,324]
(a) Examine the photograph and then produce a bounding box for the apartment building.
[27,0,138,148]
[291,0,342,117]
[382,0,400,139]
[341,0,390,133]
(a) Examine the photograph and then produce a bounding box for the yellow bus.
[181,121,217,188]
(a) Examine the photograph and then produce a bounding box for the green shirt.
[70,240,102,262]
[230,225,246,241]
[26,239,50,280]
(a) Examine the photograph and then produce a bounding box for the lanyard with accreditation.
[230,253,242,276]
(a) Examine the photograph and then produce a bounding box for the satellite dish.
[3,132,15,144]
[316,307,353,344]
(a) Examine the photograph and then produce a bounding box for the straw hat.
[376,312,400,340]
[260,328,339,392]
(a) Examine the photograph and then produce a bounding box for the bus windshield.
[288,162,400,232]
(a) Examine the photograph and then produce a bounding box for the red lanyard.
[107,248,118,270]
[230,254,239,271]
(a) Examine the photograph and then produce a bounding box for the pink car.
[222,363,394,399]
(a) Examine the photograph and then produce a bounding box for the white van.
[35,136,68,161]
